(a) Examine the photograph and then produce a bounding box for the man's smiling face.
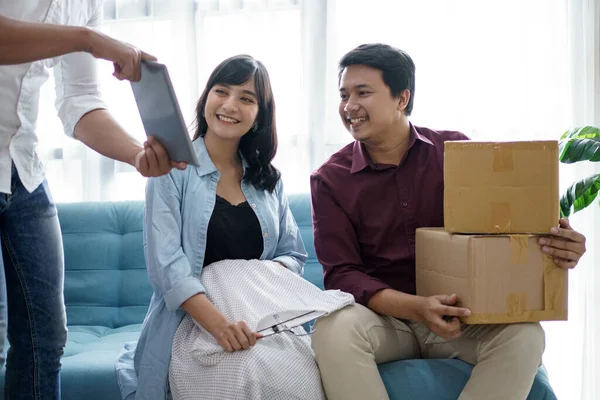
[338,64,406,144]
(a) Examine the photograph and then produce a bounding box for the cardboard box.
[415,228,568,324]
[444,141,559,234]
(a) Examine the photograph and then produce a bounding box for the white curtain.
[37,0,307,201]
[34,0,599,397]
[541,1,600,399]
[322,0,571,146]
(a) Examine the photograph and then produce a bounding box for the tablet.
[131,61,199,166]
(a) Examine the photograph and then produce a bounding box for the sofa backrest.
[58,193,324,329]
[287,194,325,290]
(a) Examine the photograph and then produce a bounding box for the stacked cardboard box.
[416,141,568,324]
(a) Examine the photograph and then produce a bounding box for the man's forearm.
[74,109,141,167]
[0,15,96,65]
[367,288,424,322]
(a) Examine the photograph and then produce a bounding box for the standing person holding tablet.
[0,3,185,399]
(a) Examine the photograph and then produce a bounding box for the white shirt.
[0,0,106,194]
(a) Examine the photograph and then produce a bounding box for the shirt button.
[402,202,408,207]
[252,203,257,208]
[409,237,415,243]
[263,232,269,238]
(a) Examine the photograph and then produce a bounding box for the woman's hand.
[212,320,262,352]
[182,293,262,352]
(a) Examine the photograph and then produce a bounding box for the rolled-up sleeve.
[53,2,107,137]
[272,180,307,276]
[310,174,390,305]
[144,172,205,311]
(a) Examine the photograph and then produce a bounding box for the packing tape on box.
[462,253,567,324]
[509,235,529,264]
[543,254,566,311]
[490,202,511,233]
[506,292,527,316]
[504,256,564,315]
[493,146,514,172]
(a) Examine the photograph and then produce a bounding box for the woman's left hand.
[538,218,587,269]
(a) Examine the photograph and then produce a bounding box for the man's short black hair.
[339,43,416,115]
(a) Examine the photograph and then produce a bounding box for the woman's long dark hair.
[193,55,280,193]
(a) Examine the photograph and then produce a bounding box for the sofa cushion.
[60,325,142,399]
[379,359,556,400]
[23,324,553,400]
[41,325,557,400]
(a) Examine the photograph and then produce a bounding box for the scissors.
[255,309,327,336]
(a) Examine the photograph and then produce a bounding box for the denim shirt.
[116,138,307,400]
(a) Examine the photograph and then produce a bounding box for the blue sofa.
[0,194,557,399]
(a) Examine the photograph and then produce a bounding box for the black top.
[203,195,264,267]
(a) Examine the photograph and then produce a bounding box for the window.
[325,0,570,145]
[36,0,571,200]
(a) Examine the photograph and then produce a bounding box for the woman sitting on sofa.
[116,55,352,400]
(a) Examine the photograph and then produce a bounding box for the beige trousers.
[312,303,545,400]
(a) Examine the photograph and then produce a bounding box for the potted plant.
[559,126,600,217]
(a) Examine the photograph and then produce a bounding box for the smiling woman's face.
[204,77,259,141]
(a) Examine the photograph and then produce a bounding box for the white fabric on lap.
[169,259,354,400]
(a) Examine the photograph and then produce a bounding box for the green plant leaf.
[559,137,600,163]
[560,173,600,217]
[559,126,600,163]
[560,126,600,140]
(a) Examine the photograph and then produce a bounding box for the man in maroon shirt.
[310,43,587,400]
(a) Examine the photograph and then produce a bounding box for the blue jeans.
[0,166,67,399]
